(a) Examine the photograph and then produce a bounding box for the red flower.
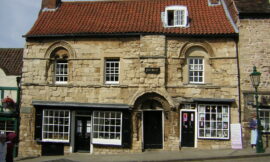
[2,96,14,103]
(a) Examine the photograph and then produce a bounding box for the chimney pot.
[41,0,61,10]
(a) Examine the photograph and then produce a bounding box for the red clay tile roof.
[25,0,236,37]
[0,48,23,76]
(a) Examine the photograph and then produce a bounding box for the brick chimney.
[41,0,61,10]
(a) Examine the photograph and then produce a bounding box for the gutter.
[23,32,238,39]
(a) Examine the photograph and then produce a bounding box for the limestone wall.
[238,19,270,147]
[19,35,239,156]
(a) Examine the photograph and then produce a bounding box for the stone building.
[19,0,240,157]
[0,48,23,139]
[225,0,270,148]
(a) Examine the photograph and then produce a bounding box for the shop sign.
[231,123,243,149]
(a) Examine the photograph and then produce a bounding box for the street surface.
[184,156,270,162]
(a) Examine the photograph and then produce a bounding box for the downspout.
[221,0,241,123]
[236,39,242,123]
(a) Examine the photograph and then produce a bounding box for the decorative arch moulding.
[44,41,76,59]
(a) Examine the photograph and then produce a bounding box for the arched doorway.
[134,93,170,150]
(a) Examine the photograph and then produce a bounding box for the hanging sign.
[231,123,243,149]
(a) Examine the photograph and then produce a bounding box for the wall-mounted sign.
[145,68,160,74]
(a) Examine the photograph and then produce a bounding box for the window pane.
[189,58,204,83]
[105,59,119,84]
[42,109,70,142]
[198,104,229,139]
[92,111,122,145]
[55,61,68,84]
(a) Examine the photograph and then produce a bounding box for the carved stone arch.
[44,41,76,59]
[179,41,214,59]
[130,90,175,111]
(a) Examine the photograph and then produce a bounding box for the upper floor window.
[165,6,188,27]
[50,48,69,84]
[55,60,68,84]
[105,58,119,84]
[188,58,204,84]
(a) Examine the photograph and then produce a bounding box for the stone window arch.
[179,42,214,84]
[45,41,75,84]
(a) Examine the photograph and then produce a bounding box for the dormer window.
[164,6,188,27]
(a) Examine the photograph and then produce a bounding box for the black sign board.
[145,68,160,74]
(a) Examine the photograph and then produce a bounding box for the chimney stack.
[41,0,61,10]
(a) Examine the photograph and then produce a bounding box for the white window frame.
[188,57,204,84]
[92,111,122,145]
[0,120,15,134]
[197,104,230,139]
[42,109,70,143]
[165,6,188,27]
[55,60,68,84]
[259,109,270,133]
[105,59,120,85]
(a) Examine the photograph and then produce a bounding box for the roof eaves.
[24,32,238,39]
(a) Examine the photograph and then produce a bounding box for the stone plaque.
[145,68,160,74]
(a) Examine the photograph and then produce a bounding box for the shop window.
[92,111,122,145]
[198,104,229,139]
[188,58,204,84]
[105,58,119,84]
[260,110,270,133]
[42,109,70,142]
[164,6,188,27]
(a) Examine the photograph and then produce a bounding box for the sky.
[0,0,41,48]
[0,0,100,48]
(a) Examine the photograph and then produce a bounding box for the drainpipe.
[236,39,242,123]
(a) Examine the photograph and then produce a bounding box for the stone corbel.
[179,58,185,65]
[208,58,213,66]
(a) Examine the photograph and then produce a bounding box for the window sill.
[92,139,121,146]
[165,25,188,28]
[198,137,230,140]
[38,140,69,143]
